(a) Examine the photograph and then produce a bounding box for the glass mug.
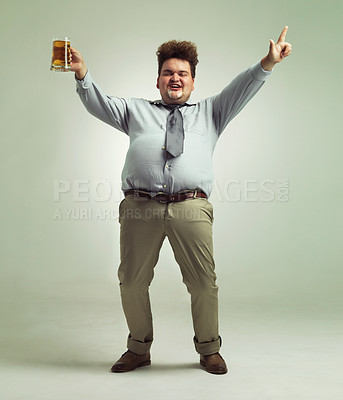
[50,37,71,72]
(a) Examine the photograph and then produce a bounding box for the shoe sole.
[110,360,151,373]
[200,359,228,374]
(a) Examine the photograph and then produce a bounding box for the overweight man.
[70,27,292,374]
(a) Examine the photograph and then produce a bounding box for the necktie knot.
[163,103,184,110]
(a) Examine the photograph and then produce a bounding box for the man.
[70,27,292,375]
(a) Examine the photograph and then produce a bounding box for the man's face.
[156,58,195,104]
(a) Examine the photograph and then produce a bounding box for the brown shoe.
[200,352,228,374]
[110,350,151,373]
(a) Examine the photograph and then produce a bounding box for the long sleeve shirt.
[76,61,272,198]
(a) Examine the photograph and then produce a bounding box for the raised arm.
[70,47,129,134]
[212,26,292,135]
[261,26,292,71]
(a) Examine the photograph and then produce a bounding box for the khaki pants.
[118,194,221,356]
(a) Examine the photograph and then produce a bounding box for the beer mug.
[50,37,71,72]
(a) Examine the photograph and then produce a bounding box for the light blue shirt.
[76,62,272,197]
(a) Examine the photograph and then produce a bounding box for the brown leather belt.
[124,189,207,203]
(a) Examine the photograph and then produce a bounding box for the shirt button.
[162,146,166,150]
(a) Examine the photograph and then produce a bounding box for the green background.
[1,0,342,399]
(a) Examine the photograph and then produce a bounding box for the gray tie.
[165,105,184,158]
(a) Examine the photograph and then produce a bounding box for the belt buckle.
[158,193,176,203]
[155,192,169,203]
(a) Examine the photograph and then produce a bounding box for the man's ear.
[192,78,195,91]
[156,76,160,89]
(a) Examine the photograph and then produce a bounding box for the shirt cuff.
[250,61,273,81]
[75,70,93,89]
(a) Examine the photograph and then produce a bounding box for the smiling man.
[71,28,292,375]
[157,58,195,103]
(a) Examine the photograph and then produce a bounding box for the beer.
[50,37,71,72]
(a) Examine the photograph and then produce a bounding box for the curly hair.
[156,40,199,78]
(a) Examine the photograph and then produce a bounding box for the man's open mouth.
[168,84,182,90]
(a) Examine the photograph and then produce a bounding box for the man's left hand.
[261,26,292,71]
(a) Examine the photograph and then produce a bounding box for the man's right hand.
[70,47,88,80]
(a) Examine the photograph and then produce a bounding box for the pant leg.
[165,198,221,356]
[118,195,166,355]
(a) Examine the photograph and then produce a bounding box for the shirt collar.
[149,99,196,107]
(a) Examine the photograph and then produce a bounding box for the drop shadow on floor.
[3,355,201,374]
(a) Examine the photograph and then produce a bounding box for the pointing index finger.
[277,26,288,43]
